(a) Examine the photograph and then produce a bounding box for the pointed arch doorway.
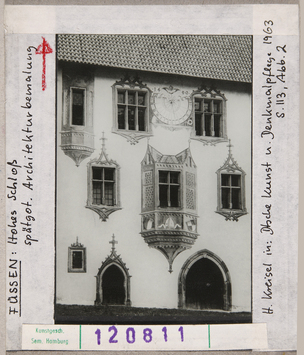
[102,264,126,305]
[95,235,131,306]
[178,249,231,311]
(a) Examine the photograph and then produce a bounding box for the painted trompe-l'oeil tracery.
[64,76,246,310]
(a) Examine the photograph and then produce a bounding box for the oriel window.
[92,167,115,206]
[159,171,180,208]
[117,89,147,132]
[71,88,85,126]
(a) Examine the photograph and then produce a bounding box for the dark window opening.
[72,251,83,269]
[117,89,147,132]
[68,247,86,272]
[118,106,126,129]
[195,114,202,136]
[138,107,146,131]
[72,88,85,126]
[102,265,125,305]
[128,108,136,130]
[214,115,221,137]
[92,167,115,206]
[205,115,211,136]
[185,258,225,310]
[194,97,223,138]
[221,174,242,210]
[159,171,180,208]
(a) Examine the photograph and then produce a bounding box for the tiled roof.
[57,34,252,83]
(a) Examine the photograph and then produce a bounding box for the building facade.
[56,34,252,313]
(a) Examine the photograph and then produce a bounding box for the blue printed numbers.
[126,327,135,344]
[162,326,168,342]
[143,328,152,343]
[95,328,101,345]
[108,326,118,343]
[95,326,185,345]
[178,326,184,342]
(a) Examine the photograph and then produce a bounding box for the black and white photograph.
[55,34,252,324]
[4,3,299,352]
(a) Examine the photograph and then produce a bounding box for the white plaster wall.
[56,66,251,312]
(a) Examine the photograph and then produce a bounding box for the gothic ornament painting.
[4,4,299,353]
[55,34,252,325]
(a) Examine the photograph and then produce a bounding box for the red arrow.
[36,37,53,91]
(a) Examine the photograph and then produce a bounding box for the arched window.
[178,249,231,311]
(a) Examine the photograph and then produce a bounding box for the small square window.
[138,94,145,106]
[204,101,211,113]
[104,168,115,181]
[213,101,221,114]
[170,172,180,184]
[68,246,86,273]
[118,92,125,104]
[128,93,136,105]
[72,251,83,269]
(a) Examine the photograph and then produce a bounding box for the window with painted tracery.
[191,86,227,145]
[112,76,152,144]
[68,238,86,273]
[216,141,247,221]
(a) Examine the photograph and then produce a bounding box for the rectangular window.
[221,174,242,210]
[71,88,85,126]
[72,250,83,269]
[159,171,180,208]
[68,247,86,272]
[92,167,115,206]
[117,89,147,132]
[194,98,222,137]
